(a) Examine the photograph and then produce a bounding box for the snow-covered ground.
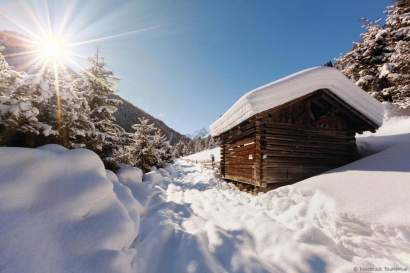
[0,117,410,273]
[183,147,221,163]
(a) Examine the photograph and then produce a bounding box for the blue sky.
[0,0,391,134]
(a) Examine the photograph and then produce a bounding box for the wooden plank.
[226,172,254,177]
[263,144,355,156]
[224,158,255,163]
[220,122,256,144]
[225,165,255,169]
[224,174,257,186]
[263,157,353,166]
[264,135,355,146]
[225,146,256,154]
[261,161,343,168]
[222,130,256,144]
[225,137,255,148]
[262,151,353,160]
[261,126,354,138]
[263,138,355,149]
[263,143,356,154]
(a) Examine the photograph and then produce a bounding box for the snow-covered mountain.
[186,128,209,139]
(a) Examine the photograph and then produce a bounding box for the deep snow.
[0,145,138,273]
[0,117,410,273]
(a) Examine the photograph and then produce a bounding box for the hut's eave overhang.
[210,67,385,136]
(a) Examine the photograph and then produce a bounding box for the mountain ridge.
[113,95,189,145]
[186,128,209,139]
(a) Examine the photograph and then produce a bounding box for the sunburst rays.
[0,0,157,141]
[0,0,157,76]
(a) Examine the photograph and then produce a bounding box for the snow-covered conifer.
[152,129,173,166]
[78,51,124,165]
[123,117,174,171]
[36,67,95,147]
[336,0,410,108]
[0,51,54,145]
[173,140,186,158]
[129,117,159,171]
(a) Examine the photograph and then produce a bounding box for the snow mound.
[294,117,410,226]
[117,165,143,184]
[210,66,384,136]
[144,170,167,184]
[296,130,410,225]
[357,115,410,156]
[37,143,68,153]
[0,147,138,273]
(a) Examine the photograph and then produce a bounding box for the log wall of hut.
[218,89,377,188]
[219,117,257,184]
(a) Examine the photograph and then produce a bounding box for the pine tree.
[184,141,194,155]
[129,117,159,171]
[152,129,173,166]
[35,67,95,148]
[0,50,55,145]
[173,140,186,158]
[79,51,124,166]
[335,0,410,108]
[112,131,135,166]
[122,117,174,171]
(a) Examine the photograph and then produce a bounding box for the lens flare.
[33,34,72,65]
[0,0,159,140]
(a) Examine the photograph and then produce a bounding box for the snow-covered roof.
[210,67,384,136]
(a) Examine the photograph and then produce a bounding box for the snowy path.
[132,160,410,273]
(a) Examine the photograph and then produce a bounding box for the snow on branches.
[116,117,173,172]
[0,52,55,142]
[0,48,174,171]
[336,0,410,109]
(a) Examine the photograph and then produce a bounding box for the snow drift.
[0,146,138,273]
[286,115,410,225]
[295,138,410,225]
[210,66,384,136]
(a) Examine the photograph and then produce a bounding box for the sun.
[2,0,157,72]
[33,34,73,65]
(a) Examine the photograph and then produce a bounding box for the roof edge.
[210,67,384,136]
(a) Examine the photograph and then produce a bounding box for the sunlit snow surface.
[0,117,410,273]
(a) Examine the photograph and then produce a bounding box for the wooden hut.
[210,67,384,190]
